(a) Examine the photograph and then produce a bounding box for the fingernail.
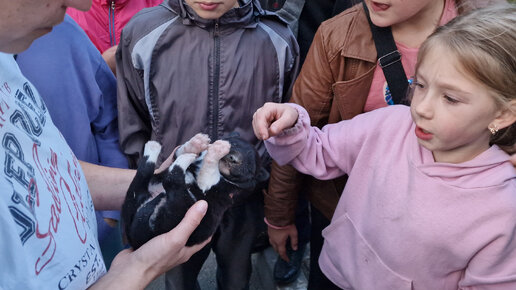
[196,200,208,213]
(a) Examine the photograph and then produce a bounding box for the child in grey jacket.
[116,0,299,289]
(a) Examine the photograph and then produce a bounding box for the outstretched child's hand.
[252,102,299,140]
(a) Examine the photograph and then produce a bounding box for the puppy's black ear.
[256,167,269,183]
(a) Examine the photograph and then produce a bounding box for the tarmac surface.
[145,245,311,290]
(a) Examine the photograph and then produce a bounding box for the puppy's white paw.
[182,133,210,155]
[171,153,197,171]
[144,141,161,163]
[205,140,230,162]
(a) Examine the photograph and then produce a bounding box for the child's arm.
[253,102,356,180]
[254,103,408,181]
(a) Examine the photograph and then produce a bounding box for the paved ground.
[145,245,311,290]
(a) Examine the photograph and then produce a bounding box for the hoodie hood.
[167,0,264,29]
[414,141,516,189]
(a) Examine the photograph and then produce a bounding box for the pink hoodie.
[67,0,162,53]
[266,104,516,289]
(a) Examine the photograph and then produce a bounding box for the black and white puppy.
[121,133,269,249]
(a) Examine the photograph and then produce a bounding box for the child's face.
[410,46,502,164]
[364,0,441,28]
[184,0,239,20]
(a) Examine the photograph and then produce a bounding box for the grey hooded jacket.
[116,0,299,167]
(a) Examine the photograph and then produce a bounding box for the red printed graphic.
[0,81,11,98]
[0,93,11,128]
[32,144,88,275]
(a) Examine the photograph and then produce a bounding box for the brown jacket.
[266,4,377,226]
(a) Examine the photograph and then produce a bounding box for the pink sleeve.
[265,104,408,181]
[265,103,377,180]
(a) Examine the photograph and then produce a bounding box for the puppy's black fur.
[121,134,269,249]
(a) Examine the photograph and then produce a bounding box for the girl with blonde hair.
[253,4,516,288]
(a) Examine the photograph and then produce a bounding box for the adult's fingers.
[168,200,208,244]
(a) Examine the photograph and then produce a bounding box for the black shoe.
[273,244,306,285]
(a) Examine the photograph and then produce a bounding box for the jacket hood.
[167,0,264,28]
[415,144,516,189]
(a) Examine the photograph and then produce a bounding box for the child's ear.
[494,100,516,130]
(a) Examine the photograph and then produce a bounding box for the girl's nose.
[413,91,434,119]
[64,0,92,12]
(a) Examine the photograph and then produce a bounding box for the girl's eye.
[414,81,425,89]
[444,95,459,104]
[409,79,425,89]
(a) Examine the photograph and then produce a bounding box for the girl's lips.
[370,1,390,12]
[415,126,433,141]
[199,2,219,11]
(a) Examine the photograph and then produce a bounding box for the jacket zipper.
[211,21,221,140]
[109,0,116,47]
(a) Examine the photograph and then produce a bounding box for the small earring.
[488,124,499,135]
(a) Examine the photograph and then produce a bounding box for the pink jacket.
[67,0,162,53]
[266,104,516,289]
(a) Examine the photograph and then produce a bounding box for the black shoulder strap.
[362,2,409,105]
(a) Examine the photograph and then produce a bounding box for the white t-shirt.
[0,53,105,289]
